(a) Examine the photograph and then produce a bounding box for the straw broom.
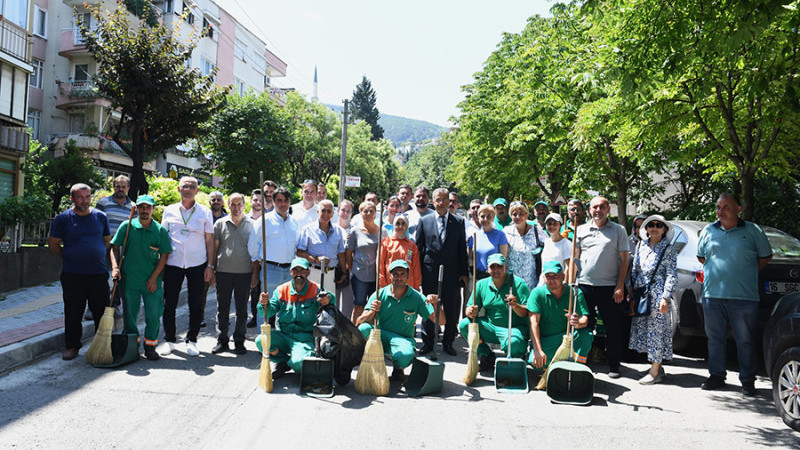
[257,171,274,392]
[355,201,389,396]
[86,204,136,365]
[463,233,479,385]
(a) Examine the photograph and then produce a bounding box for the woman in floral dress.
[503,201,540,289]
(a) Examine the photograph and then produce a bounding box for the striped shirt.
[95,195,136,234]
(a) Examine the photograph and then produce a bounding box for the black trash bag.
[313,303,366,385]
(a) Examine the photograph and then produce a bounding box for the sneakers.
[701,375,726,391]
[186,341,200,356]
[234,342,247,355]
[272,362,291,379]
[158,341,175,356]
[144,345,160,361]
[390,367,406,382]
[742,381,757,397]
[479,352,496,372]
[212,341,230,354]
[639,367,665,385]
[608,365,621,379]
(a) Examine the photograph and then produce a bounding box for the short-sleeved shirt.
[297,221,346,261]
[291,202,318,231]
[162,202,214,268]
[366,285,433,338]
[697,219,772,301]
[468,274,530,331]
[468,228,509,272]
[539,237,572,285]
[50,208,110,275]
[527,284,589,337]
[95,195,136,234]
[214,215,254,274]
[111,218,172,284]
[575,219,629,286]
[346,227,380,282]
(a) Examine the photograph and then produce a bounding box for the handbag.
[629,241,667,317]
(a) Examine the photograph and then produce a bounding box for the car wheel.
[772,347,800,432]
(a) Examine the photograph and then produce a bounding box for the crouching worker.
[110,195,172,361]
[355,259,438,382]
[528,261,593,370]
[256,257,335,378]
[458,253,530,372]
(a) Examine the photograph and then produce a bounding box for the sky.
[216,0,554,127]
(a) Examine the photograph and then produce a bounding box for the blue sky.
[217,0,553,126]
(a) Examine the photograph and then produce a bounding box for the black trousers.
[215,272,251,343]
[579,284,628,369]
[163,263,206,343]
[422,282,460,347]
[61,272,109,349]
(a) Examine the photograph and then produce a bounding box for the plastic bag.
[313,303,366,385]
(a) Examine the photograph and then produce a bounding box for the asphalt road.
[0,306,797,448]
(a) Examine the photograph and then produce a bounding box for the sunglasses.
[646,222,665,229]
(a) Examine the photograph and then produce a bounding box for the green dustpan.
[404,356,444,397]
[300,355,335,397]
[92,333,140,368]
[495,277,528,393]
[546,360,594,405]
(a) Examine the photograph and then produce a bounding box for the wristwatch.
[208,265,216,270]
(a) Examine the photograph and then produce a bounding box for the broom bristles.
[258,324,273,392]
[355,329,389,396]
[536,334,573,390]
[85,306,115,365]
[462,322,480,385]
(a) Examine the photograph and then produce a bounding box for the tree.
[197,92,292,192]
[343,121,400,202]
[406,136,457,192]
[282,92,341,189]
[350,76,384,141]
[78,4,227,198]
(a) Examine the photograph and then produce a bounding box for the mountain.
[326,104,446,146]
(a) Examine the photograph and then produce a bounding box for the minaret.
[312,65,318,102]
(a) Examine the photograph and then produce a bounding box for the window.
[183,3,194,24]
[233,78,245,96]
[234,39,247,62]
[74,64,89,83]
[27,110,41,140]
[251,52,266,75]
[69,113,85,134]
[0,158,17,201]
[200,58,215,80]
[33,6,47,38]
[29,59,43,89]
[163,0,174,14]
[202,18,214,39]
[2,0,30,29]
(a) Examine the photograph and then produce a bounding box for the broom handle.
[507,273,515,359]
[108,204,137,307]
[436,264,444,347]
[259,172,268,326]
[471,232,477,323]
[374,201,382,329]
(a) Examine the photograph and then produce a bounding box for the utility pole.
[338,99,348,205]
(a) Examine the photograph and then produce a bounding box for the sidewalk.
[0,281,190,375]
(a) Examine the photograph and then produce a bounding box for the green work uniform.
[358,285,433,368]
[255,280,336,372]
[526,284,593,367]
[111,218,172,347]
[458,274,530,358]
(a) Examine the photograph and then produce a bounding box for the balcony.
[265,48,287,78]
[0,16,32,63]
[58,28,93,59]
[55,80,112,110]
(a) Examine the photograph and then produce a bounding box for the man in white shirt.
[291,179,318,230]
[159,176,215,357]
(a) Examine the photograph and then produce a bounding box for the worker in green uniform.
[528,261,593,369]
[355,259,438,381]
[110,195,172,361]
[458,253,530,372]
[256,257,335,378]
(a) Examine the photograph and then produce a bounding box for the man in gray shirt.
[573,196,630,378]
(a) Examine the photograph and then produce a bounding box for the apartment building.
[0,1,34,201]
[27,0,287,185]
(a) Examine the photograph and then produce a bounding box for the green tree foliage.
[197,92,292,192]
[343,122,400,202]
[350,76,384,141]
[406,136,456,192]
[380,115,445,146]
[24,139,105,215]
[282,92,341,189]
[78,3,227,198]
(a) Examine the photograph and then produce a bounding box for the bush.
[0,195,51,227]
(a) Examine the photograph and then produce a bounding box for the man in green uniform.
[528,261,593,369]
[492,198,512,229]
[110,195,172,361]
[256,257,334,378]
[355,259,438,381]
[458,253,530,372]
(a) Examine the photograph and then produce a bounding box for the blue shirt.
[95,195,135,234]
[697,219,772,301]
[297,221,345,261]
[468,228,509,272]
[50,208,111,274]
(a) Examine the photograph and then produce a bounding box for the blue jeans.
[351,274,376,307]
[702,297,759,383]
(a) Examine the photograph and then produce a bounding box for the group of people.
[50,177,771,397]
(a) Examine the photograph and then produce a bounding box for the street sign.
[553,191,567,206]
[345,176,361,187]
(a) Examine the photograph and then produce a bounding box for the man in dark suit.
[416,188,469,355]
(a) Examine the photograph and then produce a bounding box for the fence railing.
[0,17,31,62]
[0,218,54,253]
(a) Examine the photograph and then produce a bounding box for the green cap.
[388,259,410,272]
[290,257,310,270]
[534,200,549,208]
[542,261,563,275]
[136,195,155,206]
[492,198,508,207]
[487,253,506,267]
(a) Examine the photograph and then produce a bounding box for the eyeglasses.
[303,179,316,185]
[646,222,665,229]
[510,201,525,207]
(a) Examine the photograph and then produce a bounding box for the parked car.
[763,292,800,432]
[665,220,800,350]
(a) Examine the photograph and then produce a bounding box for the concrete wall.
[0,247,61,292]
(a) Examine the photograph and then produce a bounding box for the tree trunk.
[615,181,629,230]
[128,126,149,198]
[739,168,756,221]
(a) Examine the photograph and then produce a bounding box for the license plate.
[765,282,800,294]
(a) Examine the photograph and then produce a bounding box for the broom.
[535,217,579,390]
[355,200,389,396]
[86,203,136,365]
[463,232,479,385]
[257,171,274,392]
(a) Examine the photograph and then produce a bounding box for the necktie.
[439,215,446,242]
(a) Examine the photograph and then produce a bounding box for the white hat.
[544,212,563,224]
[639,214,674,242]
